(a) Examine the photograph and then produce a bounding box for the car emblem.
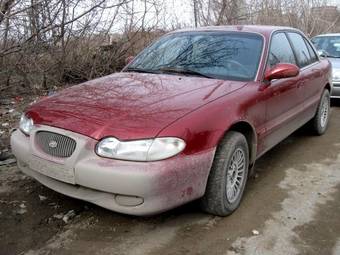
[49,140,58,148]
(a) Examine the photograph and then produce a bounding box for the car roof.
[170,25,302,37]
[313,33,340,37]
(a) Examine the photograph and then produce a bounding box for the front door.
[261,32,304,152]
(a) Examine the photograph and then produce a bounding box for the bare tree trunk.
[216,0,227,25]
[0,0,14,25]
[193,0,198,27]
[59,0,67,83]
[2,3,10,50]
[28,0,40,42]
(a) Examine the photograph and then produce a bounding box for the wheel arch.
[223,121,258,166]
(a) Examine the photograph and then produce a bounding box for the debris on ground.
[0,151,16,166]
[1,123,9,127]
[0,199,21,205]
[252,229,260,236]
[15,208,27,215]
[39,195,47,201]
[62,210,76,223]
[0,158,17,166]
[14,96,23,103]
[21,175,28,180]
[0,99,12,105]
[53,213,64,220]
[48,202,59,210]
[0,151,12,161]
[16,203,27,215]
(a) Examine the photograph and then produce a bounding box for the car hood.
[328,57,340,69]
[27,72,247,140]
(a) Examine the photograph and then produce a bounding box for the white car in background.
[312,33,340,98]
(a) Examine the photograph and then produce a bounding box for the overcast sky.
[102,0,340,33]
[156,0,340,29]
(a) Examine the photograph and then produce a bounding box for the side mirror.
[265,63,299,81]
[125,55,135,65]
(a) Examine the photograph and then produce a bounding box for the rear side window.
[287,32,312,68]
[304,38,318,63]
[268,33,296,67]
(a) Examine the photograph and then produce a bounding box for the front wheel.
[311,89,330,135]
[200,131,249,216]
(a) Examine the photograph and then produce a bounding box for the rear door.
[286,32,323,116]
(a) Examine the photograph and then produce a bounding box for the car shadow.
[331,98,340,107]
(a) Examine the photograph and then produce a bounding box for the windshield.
[312,36,340,58]
[127,32,264,81]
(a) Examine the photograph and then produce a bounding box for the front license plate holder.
[29,155,75,184]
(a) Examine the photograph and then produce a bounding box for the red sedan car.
[11,26,332,216]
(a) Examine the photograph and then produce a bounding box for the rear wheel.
[311,89,330,135]
[200,131,249,216]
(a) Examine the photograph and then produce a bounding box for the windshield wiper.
[124,67,159,74]
[157,67,213,78]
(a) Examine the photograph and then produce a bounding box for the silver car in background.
[312,33,340,98]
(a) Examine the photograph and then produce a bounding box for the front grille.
[35,131,76,158]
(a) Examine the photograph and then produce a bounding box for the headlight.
[333,69,340,81]
[19,114,34,135]
[96,137,186,161]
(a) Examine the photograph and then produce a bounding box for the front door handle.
[297,81,305,88]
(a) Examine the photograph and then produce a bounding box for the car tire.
[200,131,249,216]
[311,89,330,135]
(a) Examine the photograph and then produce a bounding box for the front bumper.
[331,82,340,98]
[10,125,215,216]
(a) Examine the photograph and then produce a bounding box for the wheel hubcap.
[226,148,246,203]
[320,96,329,128]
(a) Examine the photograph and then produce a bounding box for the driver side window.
[268,33,297,67]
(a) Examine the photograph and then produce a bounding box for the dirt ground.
[1,102,340,255]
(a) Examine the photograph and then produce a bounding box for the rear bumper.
[10,126,215,216]
[331,82,340,98]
